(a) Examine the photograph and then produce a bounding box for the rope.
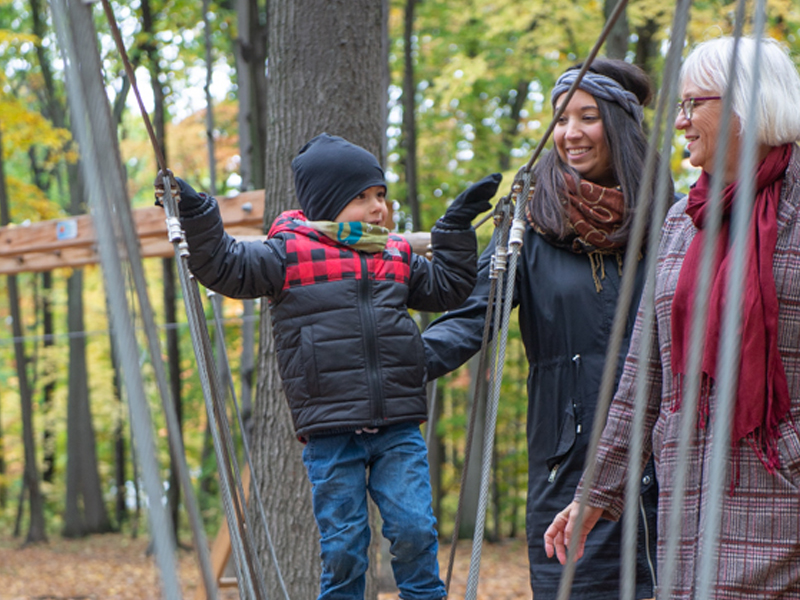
[180,266,265,600]
[463,191,519,600]
[614,5,688,596]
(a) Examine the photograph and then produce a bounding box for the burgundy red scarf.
[670,143,793,472]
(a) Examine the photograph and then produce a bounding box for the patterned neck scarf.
[304,219,390,253]
[562,174,626,253]
[527,173,626,253]
[671,143,793,473]
[527,173,627,292]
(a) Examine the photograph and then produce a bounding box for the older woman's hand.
[543,501,604,565]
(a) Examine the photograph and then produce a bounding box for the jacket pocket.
[300,325,320,399]
[546,401,577,472]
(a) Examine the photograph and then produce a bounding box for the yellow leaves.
[628,0,675,31]
[436,54,491,109]
[0,99,74,163]
[681,0,800,56]
[0,30,38,47]
[5,178,60,222]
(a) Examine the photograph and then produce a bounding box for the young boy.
[156,132,501,600]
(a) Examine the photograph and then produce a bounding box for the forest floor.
[0,533,532,599]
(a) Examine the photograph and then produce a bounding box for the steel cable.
[97,2,279,597]
[49,1,182,596]
[207,291,291,600]
[695,2,768,596]
[443,197,513,595]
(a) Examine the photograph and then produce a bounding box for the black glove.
[439,173,503,229]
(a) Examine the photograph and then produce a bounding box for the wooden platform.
[0,191,265,275]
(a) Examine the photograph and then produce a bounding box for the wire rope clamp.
[490,245,508,279]
[178,239,191,259]
[166,216,184,244]
[508,218,526,250]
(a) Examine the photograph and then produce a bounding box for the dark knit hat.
[291,133,387,221]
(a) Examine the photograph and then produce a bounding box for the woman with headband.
[546,36,800,599]
[423,59,672,599]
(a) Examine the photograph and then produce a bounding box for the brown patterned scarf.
[562,174,626,252]
[527,173,627,291]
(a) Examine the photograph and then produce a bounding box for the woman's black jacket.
[422,226,658,600]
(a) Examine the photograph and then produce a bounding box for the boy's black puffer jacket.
[179,198,477,440]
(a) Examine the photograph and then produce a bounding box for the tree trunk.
[0,391,5,510]
[163,258,182,541]
[0,128,47,544]
[234,0,268,191]
[499,79,530,172]
[140,0,167,162]
[63,267,113,537]
[634,19,661,83]
[203,0,218,195]
[240,299,256,439]
[61,131,111,538]
[402,0,420,230]
[141,0,182,544]
[40,272,56,484]
[108,322,127,527]
[29,0,67,493]
[253,1,389,597]
[603,0,629,60]
[459,354,487,539]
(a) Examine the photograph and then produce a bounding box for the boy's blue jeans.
[302,422,446,600]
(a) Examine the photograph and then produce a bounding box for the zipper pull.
[548,464,559,483]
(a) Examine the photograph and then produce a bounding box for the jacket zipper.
[359,255,384,422]
[638,494,657,590]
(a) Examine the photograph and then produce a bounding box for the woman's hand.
[543,501,604,565]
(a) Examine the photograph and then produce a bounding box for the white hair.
[681,36,800,145]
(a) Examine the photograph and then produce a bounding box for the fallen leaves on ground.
[0,533,531,599]
[380,538,532,600]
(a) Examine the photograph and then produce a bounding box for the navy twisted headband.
[551,70,644,124]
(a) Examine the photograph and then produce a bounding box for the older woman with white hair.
[545,35,800,600]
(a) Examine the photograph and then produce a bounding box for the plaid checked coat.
[584,143,800,599]
[181,202,478,440]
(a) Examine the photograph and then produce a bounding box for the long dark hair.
[528,58,672,245]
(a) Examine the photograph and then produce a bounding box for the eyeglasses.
[676,96,722,120]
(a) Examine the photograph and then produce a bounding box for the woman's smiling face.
[674,81,752,185]
[675,82,729,176]
[553,89,615,187]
